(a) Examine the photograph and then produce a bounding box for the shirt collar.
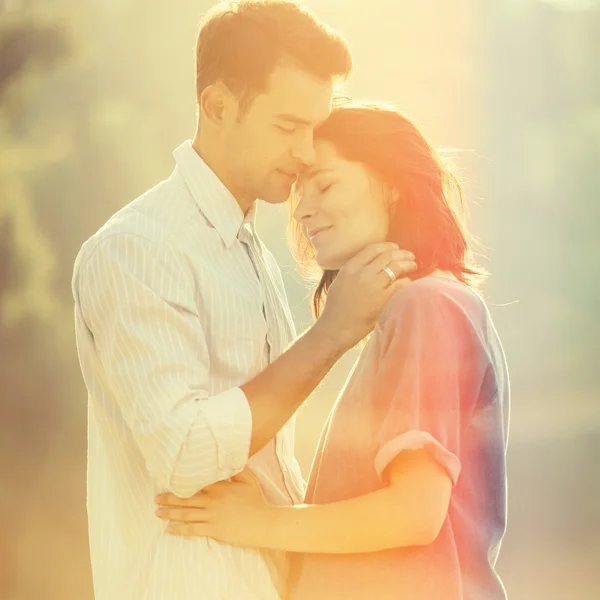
[173,140,256,247]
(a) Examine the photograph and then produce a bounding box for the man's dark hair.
[196,1,352,109]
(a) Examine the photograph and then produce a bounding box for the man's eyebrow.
[275,113,314,126]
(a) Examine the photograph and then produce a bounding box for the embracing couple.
[72,1,510,599]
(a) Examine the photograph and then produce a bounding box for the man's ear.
[199,82,236,128]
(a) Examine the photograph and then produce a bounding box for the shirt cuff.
[374,430,461,486]
[198,386,252,475]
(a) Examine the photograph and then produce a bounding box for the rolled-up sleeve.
[75,232,252,496]
[371,285,483,487]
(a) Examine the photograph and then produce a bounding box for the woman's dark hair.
[289,97,487,318]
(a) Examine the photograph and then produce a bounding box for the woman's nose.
[293,192,317,223]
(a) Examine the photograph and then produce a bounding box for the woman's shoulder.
[378,276,485,328]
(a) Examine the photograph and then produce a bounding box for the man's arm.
[75,233,253,497]
[75,233,414,494]
[242,241,416,455]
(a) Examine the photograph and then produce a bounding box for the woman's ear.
[388,188,400,215]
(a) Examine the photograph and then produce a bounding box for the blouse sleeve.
[372,283,485,486]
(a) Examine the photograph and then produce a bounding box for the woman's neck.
[425,269,459,281]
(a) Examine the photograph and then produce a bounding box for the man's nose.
[291,131,316,167]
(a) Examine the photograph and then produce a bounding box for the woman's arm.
[266,448,452,553]
[156,447,452,553]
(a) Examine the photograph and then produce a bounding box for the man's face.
[223,62,334,206]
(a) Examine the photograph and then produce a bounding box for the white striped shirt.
[72,140,305,600]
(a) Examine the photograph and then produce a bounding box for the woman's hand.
[155,468,273,548]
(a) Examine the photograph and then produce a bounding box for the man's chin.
[260,196,289,205]
[258,186,294,205]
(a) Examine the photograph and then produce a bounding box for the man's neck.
[191,133,255,214]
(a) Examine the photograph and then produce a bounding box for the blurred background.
[1,0,598,598]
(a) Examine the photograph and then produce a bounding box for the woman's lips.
[307,226,332,242]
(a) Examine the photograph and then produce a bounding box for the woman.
[155,98,510,600]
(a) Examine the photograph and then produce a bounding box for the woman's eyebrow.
[301,168,334,182]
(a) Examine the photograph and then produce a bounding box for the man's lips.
[278,169,298,182]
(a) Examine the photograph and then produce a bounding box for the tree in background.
[0,2,202,598]
[0,12,70,598]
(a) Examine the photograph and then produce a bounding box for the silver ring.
[382,266,396,285]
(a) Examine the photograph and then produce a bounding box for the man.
[72,2,416,599]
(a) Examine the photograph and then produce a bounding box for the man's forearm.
[242,320,345,456]
[240,242,415,457]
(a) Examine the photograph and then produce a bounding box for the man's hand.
[318,243,416,350]
[238,242,416,457]
[155,469,272,548]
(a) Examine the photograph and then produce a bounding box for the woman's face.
[294,140,391,270]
